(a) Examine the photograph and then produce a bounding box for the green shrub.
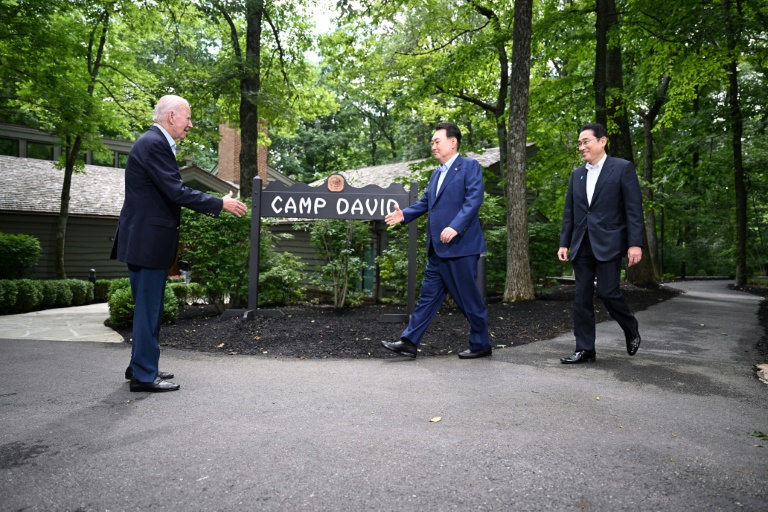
[483,222,567,292]
[169,282,188,304]
[169,282,208,305]
[528,223,567,282]
[108,284,178,329]
[93,279,111,303]
[180,196,251,311]
[0,280,19,314]
[0,233,42,279]
[14,279,43,312]
[107,278,131,300]
[40,280,59,308]
[308,219,371,308]
[53,281,73,307]
[260,251,306,305]
[67,279,91,306]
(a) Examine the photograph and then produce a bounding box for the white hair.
[153,95,190,122]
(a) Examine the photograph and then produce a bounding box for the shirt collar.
[153,123,176,153]
[440,153,459,171]
[586,153,607,171]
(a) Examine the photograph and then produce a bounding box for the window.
[0,138,19,157]
[26,142,55,160]
[92,149,115,167]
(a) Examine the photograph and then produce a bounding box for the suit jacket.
[402,154,486,258]
[111,126,223,269]
[559,155,644,261]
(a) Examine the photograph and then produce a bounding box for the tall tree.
[723,0,747,285]
[1,0,154,277]
[505,0,535,301]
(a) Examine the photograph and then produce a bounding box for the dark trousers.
[127,265,168,382]
[571,233,636,352]
[401,251,489,351]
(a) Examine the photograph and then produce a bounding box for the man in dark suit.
[558,122,644,364]
[112,95,247,392]
[381,122,491,359]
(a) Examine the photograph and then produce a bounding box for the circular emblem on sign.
[328,174,345,192]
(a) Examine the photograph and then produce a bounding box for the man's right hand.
[222,191,247,217]
[385,204,404,226]
[557,247,569,262]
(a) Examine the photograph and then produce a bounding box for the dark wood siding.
[0,212,126,279]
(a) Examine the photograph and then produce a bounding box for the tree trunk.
[238,0,264,200]
[640,75,671,279]
[503,0,534,302]
[724,0,747,285]
[600,0,656,284]
[55,8,109,278]
[594,0,608,126]
[55,138,82,279]
[641,118,660,278]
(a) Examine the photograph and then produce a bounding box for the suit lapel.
[433,156,462,205]
[576,165,589,205]
[591,156,615,204]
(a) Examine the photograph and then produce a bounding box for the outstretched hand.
[385,204,404,226]
[222,191,247,217]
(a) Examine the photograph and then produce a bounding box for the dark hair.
[435,122,462,148]
[579,122,607,139]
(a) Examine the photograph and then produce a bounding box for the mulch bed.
[114,284,684,359]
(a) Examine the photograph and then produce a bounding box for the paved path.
[0,302,123,343]
[0,280,766,511]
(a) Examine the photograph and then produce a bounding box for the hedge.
[0,279,95,315]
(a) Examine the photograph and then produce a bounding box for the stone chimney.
[218,120,269,190]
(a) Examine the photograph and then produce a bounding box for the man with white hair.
[111,95,247,392]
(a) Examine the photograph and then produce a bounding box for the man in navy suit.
[112,95,247,392]
[381,122,491,359]
[558,122,644,364]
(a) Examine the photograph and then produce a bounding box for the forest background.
[1,0,767,304]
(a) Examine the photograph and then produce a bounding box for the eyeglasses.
[576,138,596,148]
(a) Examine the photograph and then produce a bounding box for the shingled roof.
[0,156,125,217]
[308,146,531,188]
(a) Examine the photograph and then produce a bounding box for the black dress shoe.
[626,318,641,356]
[560,350,596,364]
[458,347,492,359]
[125,367,174,380]
[129,377,180,393]
[380,339,418,358]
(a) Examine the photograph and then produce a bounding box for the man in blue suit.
[381,122,491,359]
[111,95,247,392]
[558,122,644,364]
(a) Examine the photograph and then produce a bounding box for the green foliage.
[108,285,178,329]
[528,223,566,282]
[93,279,111,303]
[485,223,567,294]
[13,279,43,312]
[0,280,18,314]
[308,219,371,308]
[179,196,251,311]
[169,282,207,306]
[0,278,97,314]
[108,287,134,329]
[0,233,42,279]
[40,280,60,308]
[259,251,306,306]
[107,278,131,300]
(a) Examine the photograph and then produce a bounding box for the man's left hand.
[440,227,458,244]
[627,246,642,267]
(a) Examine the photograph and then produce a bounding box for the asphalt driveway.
[0,280,765,511]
